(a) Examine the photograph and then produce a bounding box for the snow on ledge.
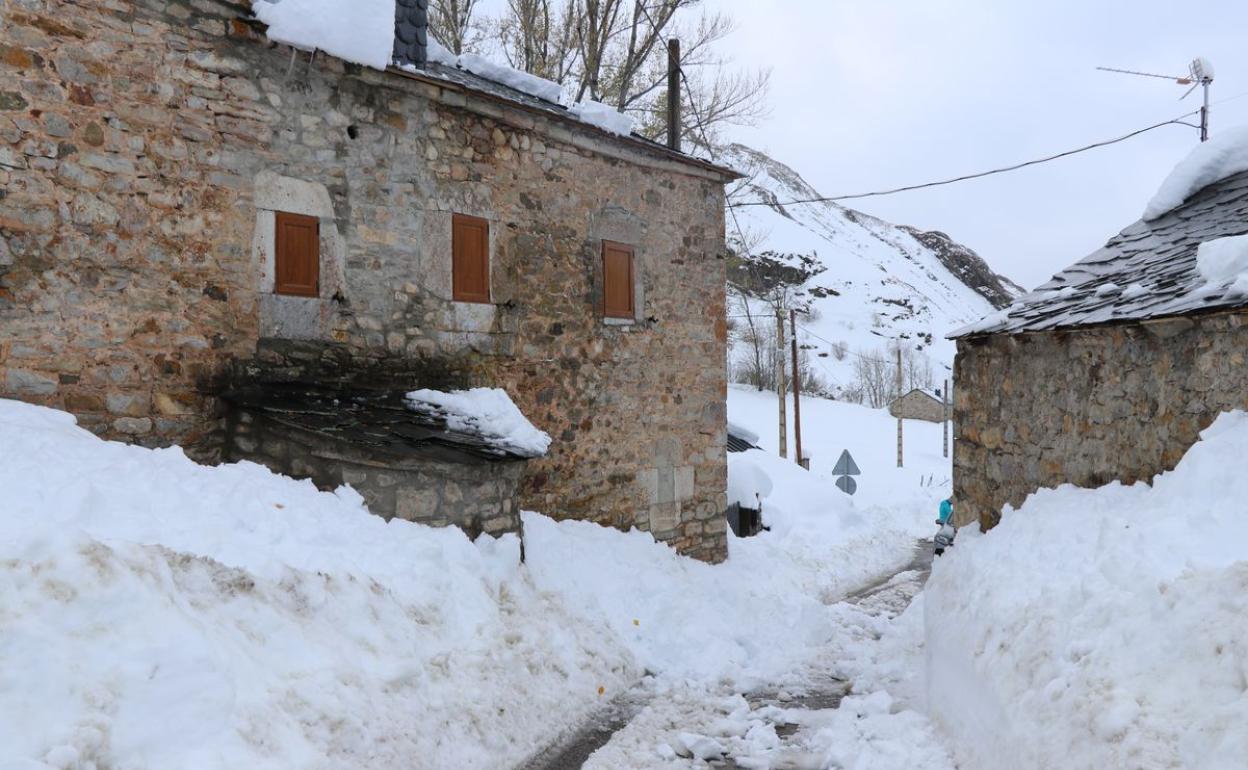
[405,387,552,458]
[252,0,396,70]
[568,99,636,136]
[1143,125,1248,220]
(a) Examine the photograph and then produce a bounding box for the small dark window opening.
[452,213,490,303]
[274,211,319,297]
[602,241,635,319]
[347,125,359,139]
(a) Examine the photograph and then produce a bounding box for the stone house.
[888,387,949,423]
[951,167,1248,530]
[0,0,738,560]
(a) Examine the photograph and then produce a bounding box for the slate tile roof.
[952,169,1248,338]
[224,383,538,462]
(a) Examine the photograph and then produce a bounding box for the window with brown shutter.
[602,240,635,319]
[452,213,490,303]
[274,211,319,297]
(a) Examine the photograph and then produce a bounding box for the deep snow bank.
[925,411,1248,770]
[524,441,932,690]
[0,400,633,770]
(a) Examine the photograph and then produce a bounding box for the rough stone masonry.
[953,310,1248,530]
[0,0,737,560]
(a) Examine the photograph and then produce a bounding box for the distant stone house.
[951,167,1248,530]
[0,0,739,560]
[888,387,949,423]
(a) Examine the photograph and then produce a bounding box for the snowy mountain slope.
[722,143,1019,393]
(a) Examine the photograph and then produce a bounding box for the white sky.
[708,0,1248,289]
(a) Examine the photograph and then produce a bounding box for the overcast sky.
[706,0,1248,289]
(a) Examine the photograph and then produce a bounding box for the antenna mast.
[1096,57,1215,142]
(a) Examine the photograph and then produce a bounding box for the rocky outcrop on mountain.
[899,226,1023,309]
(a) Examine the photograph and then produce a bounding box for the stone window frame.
[252,171,345,302]
[589,207,646,327]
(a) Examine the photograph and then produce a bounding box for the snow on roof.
[1144,125,1248,220]
[252,0,395,70]
[726,420,761,446]
[253,1,640,141]
[405,387,551,458]
[951,167,1248,338]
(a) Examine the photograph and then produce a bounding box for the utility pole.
[895,346,903,468]
[790,309,803,468]
[776,308,787,459]
[1200,75,1211,142]
[666,39,681,151]
[942,378,950,459]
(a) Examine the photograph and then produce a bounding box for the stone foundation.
[953,310,1248,529]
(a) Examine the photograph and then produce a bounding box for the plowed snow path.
[521,541,954,770]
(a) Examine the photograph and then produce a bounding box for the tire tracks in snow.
[517,540,935,770]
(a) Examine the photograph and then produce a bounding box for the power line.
[727,112,1200,209]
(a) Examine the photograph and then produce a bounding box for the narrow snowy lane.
[521,541,952,770]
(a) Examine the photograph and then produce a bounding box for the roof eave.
[387,65,743,183]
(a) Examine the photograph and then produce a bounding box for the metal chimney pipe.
[667,38,681,152]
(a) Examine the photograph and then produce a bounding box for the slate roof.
[951,169,1248,338]
[224,383,538,462]
[726,421,761,453]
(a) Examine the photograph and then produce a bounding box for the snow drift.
[925,411,1248,770]
[0,400,632,770]
[0,393,936,768]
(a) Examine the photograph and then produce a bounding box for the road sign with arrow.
[833,449,861,495]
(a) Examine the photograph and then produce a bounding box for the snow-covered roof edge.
[1144,126,1248,221]
[405,387,551,459]
[950,167,1248,340]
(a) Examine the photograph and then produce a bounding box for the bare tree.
[494,0,580,81]
[850,342,936,409]
[429,0,483,55]
[437,1,770,145]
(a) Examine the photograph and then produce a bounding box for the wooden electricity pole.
[895,346,904,468]
[790,309,803,467]
[776,308,787,459]
[943,378,950,459]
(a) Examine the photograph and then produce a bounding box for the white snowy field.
[926,412,1248,770]
[0,391,943,770]
[728,383,951,510]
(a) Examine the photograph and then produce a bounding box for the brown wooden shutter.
[602,241,635,319]
[274,211,319,297]
[452,213,490,303]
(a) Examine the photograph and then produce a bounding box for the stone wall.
[224,408,525,538]
[953,310,1248,529]
[0,0,731,560]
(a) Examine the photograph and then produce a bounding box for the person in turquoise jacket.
[935,497,956,556]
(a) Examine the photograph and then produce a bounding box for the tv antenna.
[1097,57,1215,141]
